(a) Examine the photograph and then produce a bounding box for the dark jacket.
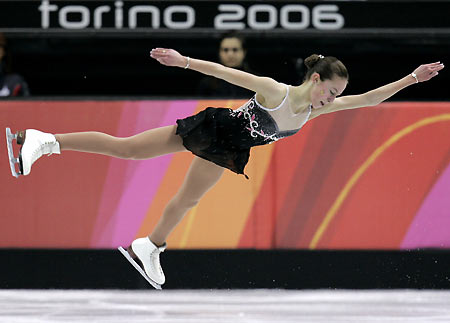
[0,61,30,97]
[196,64,256,99]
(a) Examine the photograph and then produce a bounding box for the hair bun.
[303,54,348,82]
[304,54,323,69]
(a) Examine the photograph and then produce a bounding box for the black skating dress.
[176,85,312,178]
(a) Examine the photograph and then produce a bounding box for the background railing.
[0,1,449,99]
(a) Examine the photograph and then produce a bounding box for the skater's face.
[310,73,347,109]
[219,37,246,68]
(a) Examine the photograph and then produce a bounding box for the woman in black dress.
[8,47,443,288]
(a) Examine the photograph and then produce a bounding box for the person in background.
[0,33,30,98]
[197,31,256,98]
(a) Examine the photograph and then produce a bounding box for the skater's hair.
[304,54,348,82]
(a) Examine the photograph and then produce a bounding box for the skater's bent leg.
[149,157,225,246]
[55,125,186,159]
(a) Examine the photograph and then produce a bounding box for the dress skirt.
[176,107,252,178]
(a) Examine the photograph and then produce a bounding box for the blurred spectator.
[0,33,30,97]
[197,31,256,98]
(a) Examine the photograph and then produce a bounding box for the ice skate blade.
[118,246,162,290]
[5,128,20,178]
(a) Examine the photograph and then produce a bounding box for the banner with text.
[1,1,448,35]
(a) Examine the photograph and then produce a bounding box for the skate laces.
[31,140,56,164]
[150,246,165,276]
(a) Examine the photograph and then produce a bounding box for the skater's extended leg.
[8,125,187,176]
[55,125,186,159]
[149,156,225,246]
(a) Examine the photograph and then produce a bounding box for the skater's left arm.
[323,62,444,114]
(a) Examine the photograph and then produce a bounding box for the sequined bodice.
[229,85,311,145]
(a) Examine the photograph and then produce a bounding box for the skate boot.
[5,128,60,177]
[118,237,166,289]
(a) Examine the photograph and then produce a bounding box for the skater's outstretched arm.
[322,62,445,114]
[150,48,286,103]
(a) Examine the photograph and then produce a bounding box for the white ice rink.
[1,289,450,323]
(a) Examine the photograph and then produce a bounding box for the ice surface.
[1,289,450,323]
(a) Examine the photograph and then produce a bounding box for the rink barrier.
[1,249,450,289]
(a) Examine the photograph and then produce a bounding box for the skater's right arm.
[150,48,286,101]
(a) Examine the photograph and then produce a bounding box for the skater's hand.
[412,62,444,82]
[150,48,188,68]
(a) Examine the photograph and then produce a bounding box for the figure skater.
[6,48,444,288]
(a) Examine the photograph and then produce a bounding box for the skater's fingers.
[151,48,170,55]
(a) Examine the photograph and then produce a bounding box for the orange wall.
[2,100,450,250]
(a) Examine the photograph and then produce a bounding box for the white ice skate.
[5,128,60,177]
[118,237,166,290]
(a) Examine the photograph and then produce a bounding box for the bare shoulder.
[255,81,288,109]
